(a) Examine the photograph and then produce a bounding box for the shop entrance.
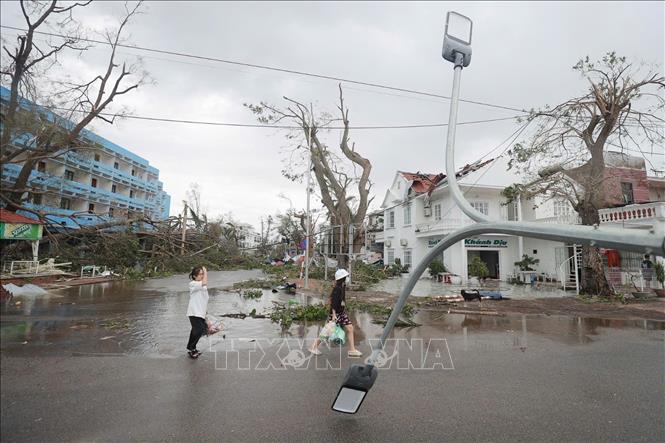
[467,250,500,279]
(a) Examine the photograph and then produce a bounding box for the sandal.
[309,348,322,356]
[187,350,201,359]
[347,350,363,358]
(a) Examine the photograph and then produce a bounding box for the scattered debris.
[2,283,48,296]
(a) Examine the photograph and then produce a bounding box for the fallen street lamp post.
[331,10,665,414]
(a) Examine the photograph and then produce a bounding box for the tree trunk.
[7,156,38,210]
[578,201,613,296]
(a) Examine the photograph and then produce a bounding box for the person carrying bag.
[309,268,361,357]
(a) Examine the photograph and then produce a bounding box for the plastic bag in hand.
[206,314,224,336]
[331,325,346,345]
[319,320,337,341]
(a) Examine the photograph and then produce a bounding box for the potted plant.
[514,254,539,284]
[428,259,447,280]
[468,256,489,287]
[654,261,665,298]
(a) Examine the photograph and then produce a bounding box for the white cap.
[335,268,349,281]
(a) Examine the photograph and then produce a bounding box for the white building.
[377,155,665,286]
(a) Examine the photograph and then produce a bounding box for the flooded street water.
[2,270,663,358]
[369,274,571,298]
[2,270,664,442]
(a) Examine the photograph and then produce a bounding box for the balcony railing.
[599,202,665,224]
[2,163,160,212]
[533,214,582,225]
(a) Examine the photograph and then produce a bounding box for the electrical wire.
[0,25,526,113]
[32,103,524,130]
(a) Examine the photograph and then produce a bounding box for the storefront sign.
[0,222,42,241]
[427,238,442,248]
[464,238,508,248]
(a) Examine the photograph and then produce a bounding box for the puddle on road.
[2,270,663,357]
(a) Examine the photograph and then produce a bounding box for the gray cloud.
[1,1,663,229]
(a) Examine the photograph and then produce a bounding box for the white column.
[31,240,39,262]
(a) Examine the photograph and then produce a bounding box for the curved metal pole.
[373,221,664,352]
[445,56,490,223]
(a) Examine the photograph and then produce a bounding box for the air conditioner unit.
[400,239,408,247]
[385,240,391,248]
[424,207,432,217]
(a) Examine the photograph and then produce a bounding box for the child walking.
[186,266,208,359]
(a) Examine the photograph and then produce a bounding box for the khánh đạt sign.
[464,238,508,248]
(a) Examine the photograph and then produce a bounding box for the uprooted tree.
[1,0,148,220]
[503,52,664,296]
[245,85,373,268]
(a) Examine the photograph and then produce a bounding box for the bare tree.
[504,52,664,296]
[245,85,373,268]
[1,1,148,213]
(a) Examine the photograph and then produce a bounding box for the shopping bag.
[206,314,224,336]
[331,325,346,345]
[319,320,337,341]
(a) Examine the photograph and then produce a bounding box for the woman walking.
[186,266,208,359]
[309,268,362,358]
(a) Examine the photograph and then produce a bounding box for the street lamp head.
[442,11,473,67]
[331,364,378,414]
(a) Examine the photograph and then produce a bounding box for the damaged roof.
[0,208,43,225]
[399,158,495,196]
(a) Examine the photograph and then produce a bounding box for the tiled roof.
[0,208,42,225]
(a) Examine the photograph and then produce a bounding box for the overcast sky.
[1,1,663,230]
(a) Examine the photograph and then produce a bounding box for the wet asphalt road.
[1,271,664,442]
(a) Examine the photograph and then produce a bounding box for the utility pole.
[348,224,354,284]
[180,201,188,255]
[304,103,313,289]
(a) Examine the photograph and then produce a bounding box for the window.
[113,162,119,170]
[31,193,42,205]
[403,249,412,267]
[386,249,395,265]
[111,184,117,193]
[403,204,412,226]
[60,198,71,210]
[388,211,395,229]
[621,182,634,204]
[470,201,489,215]
[130,190,135,199]
[94,153,100,162]
[131,169,136,176]
[434,203,442,221]
[91,178,97,188]
[108,207,114,218]
[88,203,95,214]
[37,161,46,173]
[506,201,519,221]
[64,169,74,181]
[553,200,571,218]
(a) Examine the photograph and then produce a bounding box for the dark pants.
[187,316,207,351]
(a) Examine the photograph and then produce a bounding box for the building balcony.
[599,202,665,225]
[3,163,151,211]
[415,218,474,236]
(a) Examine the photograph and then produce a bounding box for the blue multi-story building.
[1,86,170,228]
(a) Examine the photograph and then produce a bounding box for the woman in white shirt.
[186,266,209,359]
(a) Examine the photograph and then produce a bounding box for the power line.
[37,104,523,130]
[0,25,526,113]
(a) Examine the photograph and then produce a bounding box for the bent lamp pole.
[332,10,665,414]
